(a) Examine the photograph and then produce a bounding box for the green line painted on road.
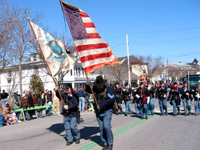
[77,116,155,150]
[77,105,173,150]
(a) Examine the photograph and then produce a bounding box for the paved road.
[1,100,200,150]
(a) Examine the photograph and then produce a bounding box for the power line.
[129,27,200,34]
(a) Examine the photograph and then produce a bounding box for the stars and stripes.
[61,1,118,74]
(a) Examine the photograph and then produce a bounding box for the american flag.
[61,1,118,75]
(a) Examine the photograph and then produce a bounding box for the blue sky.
[10,0,200,64]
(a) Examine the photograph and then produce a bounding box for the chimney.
[179,61,181,63]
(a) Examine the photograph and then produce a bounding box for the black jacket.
[56,90,79,118]
[156,86,167,100]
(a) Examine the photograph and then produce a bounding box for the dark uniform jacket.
[132,88,139,103]
[86,85,115,113]
[156,86,167,100]
[137,87,148,104]
[113,87,122,103]
[123,88,132,102]
[56,90,79,118]
[147,87,155,99]
[180,86,192,100]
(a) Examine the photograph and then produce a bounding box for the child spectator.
[0,113,4,127]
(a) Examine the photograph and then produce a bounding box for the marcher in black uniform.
[180,81,192,116]
[55,84,80,146]
[123,82,133,116]
[147,82,155,115]
[137,82,148,119]
[157,81,168,116]
[170,82,181,116]
[132,84,140,116]
[113,82,123,115]
[86,76,115,150]
[193,86,200,116]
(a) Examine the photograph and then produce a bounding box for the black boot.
[102,145,108,150]
[107,145,113,150]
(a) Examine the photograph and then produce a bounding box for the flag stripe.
[84,59,118,74]
[80,11,89,17]
[75,38,104,46]
[76,43,108,52]
[82,55,116,68]
[82,17,92,23]
[84,22,95,28]
[87,33,101,39]
[86,28,98,33]
[80,51,113,63]
[78,47,109,57]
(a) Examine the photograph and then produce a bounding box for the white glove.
[186,93,189,96]
[64,105,69,110]
[196,94,200,98]
[136,94,140,98]
[147,97,150,104]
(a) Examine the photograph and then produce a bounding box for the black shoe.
[161,113,164,116]
[141,117,144,119]
[124,114,127,116]
[102,145,108,150]
[173,114,177,116]
[165,112,168,116]
[188,112,191,116]
[107,144,113,150]
[145,117,148,119]
[184,113,188,116]
[152,113,154,115]
[75,139,80,144]
[195,113,197,116]
[66,142,73,146]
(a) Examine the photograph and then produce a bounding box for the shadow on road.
[46,124,102,146]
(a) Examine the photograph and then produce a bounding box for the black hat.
[140,82,143,86]
[114,82,119,86]
[135,83,139,87]
[160,81,164,84]
[6,103,10,108]
[124,82,128,87]
[93,76,107,86]
[183,81,187,84]
[173,82,177,85]
[66,83,72,89]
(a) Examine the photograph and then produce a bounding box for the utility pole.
[126,33,131,86]
[167,58,169,83]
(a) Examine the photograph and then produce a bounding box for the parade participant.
[147,82,155,115]
[193,86,200,116]
[77,84,86,112]
[55,84,80,146]
[137,82,148,119]
[180,81,192,116]
[132,84,140,116]
[85,75,115,150]
[123,82,133,116]
[170,82,181,116]
[12,90,21,119]
[1,90,9,109]
[113,82,123,115]
[157,81,168,116]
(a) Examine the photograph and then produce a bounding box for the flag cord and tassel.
[25,11,66,107]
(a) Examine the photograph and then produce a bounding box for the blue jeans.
[134,102,140,114]
[63,116,80,143]
[172,99,179,115]
[79,97,85,111]
[149,98,155,115]
[2,98,7,109]
[140,103,148,118]
[159,99,167,114]
[37,109,44,118]
[194,101,200,114]
[182,98,191,114]
[125,100,132,115]
[96,109,113,146]
[25,111,30,120]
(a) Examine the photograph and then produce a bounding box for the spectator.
[46,90,53,116]
[2,103,12,117]
[21,91,31,121]
[37,93,44,118]
[27,92,35,118]
[12,90,21,119]
[77,85,86,112]
[1,90,9,109]
[0,113,4,127]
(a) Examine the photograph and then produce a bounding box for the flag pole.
[126,33,131,86]
[25,11,66,107]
